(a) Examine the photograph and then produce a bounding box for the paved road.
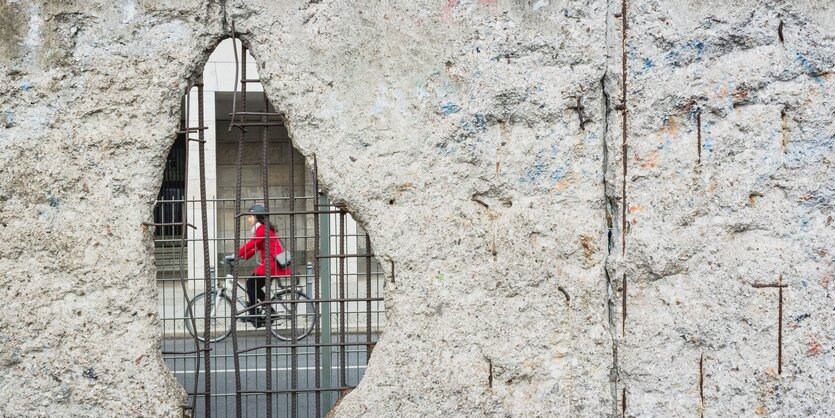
[162,333,378,418]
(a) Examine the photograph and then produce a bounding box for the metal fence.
[155,198,385,417]
[152,29,387,417]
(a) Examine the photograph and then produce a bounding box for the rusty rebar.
[620,0,628,257]
[289,117,299,418]
[195,78,213,418]
[339,210,347,388]
[177,87,202,414]
[313,155,322,418]
[778,275,783,375]
[366,233,373,361]
[230,24,245,418]
[260,83,274,418]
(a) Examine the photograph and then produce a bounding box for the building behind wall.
[154,39,384,336]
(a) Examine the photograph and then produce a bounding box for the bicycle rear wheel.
[185,292,233,343]
[268,291,318,341]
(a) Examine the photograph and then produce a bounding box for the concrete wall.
[0,1,832,417]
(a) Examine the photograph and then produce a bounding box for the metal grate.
[153,27,387,417]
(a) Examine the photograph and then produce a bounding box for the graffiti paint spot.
[550,166,566,184]
[520,162,547,184]
[702,136,714,153]
[808,338,822,355]
[3,110,15,128]
[665,40,704,67]
[20,81,31,91]
[440,101,460,116]
[642,58,653,71]
[635,149,659,168]
[794,53,824,84]
[459,113,487,133]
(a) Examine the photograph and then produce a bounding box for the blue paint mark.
[800,216,810,230]
[626,40,637,60]
[520,163,547,183]
[550,166,567,184]
[3,110,15,127]
[47,195,60,208]
[20,81,32,91]
[795,53,823,84]
[702,136,714,153]
[434,141,453,155]
[467,113,487,131]
[440,101,460,116]
[665,40,705,67]
[642,58,654,70]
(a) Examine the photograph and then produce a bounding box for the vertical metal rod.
[312,157,322,417]
[178,90,201,414]
[699,352,705,418]
[777,274,783,375]
[230,31,246,418]
[289,123,299,418]
[339,211,347,388]
[620,0,628,257]
[261,91,274,418]
[196,78,213,418]
[696,110,702,164]
[621,273,627,334]
[365,233,372,362]
[319,191,333,412]
[621,387,626,417]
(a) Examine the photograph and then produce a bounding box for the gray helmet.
[248,204,267,214]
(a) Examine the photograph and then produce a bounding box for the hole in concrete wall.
[152,38,386,417]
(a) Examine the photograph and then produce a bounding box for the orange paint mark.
[554,178,571,192]
[809,338,822,355]
[635,149,659,168]
[706,181,717,192]
[628,204,642,213]
[732,86,749,102]
[441,0,459,22]
[660,116,680,137]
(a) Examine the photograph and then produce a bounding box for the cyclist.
[236,204,291,326]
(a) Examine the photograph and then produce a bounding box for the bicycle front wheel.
[268,291,318,341]
[185,292,233,343]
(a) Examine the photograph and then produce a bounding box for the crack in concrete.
[601,68,621,418]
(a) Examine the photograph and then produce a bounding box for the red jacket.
[238,223,291,277]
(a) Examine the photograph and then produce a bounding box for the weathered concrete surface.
[611,1,835,416]
[0,0,831,417]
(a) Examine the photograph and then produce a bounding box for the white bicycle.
[185,256,318,343]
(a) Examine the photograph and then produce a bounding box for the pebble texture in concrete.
[0,0,831,416]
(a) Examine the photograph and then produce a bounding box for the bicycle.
[185,256,318,343]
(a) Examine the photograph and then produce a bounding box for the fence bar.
[260,83,274,418]
[230,26,245,418]
[195,78,214,418]
[366,233,373,362]
[339,211,347,389]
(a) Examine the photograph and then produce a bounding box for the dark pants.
[246,276,266,315]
